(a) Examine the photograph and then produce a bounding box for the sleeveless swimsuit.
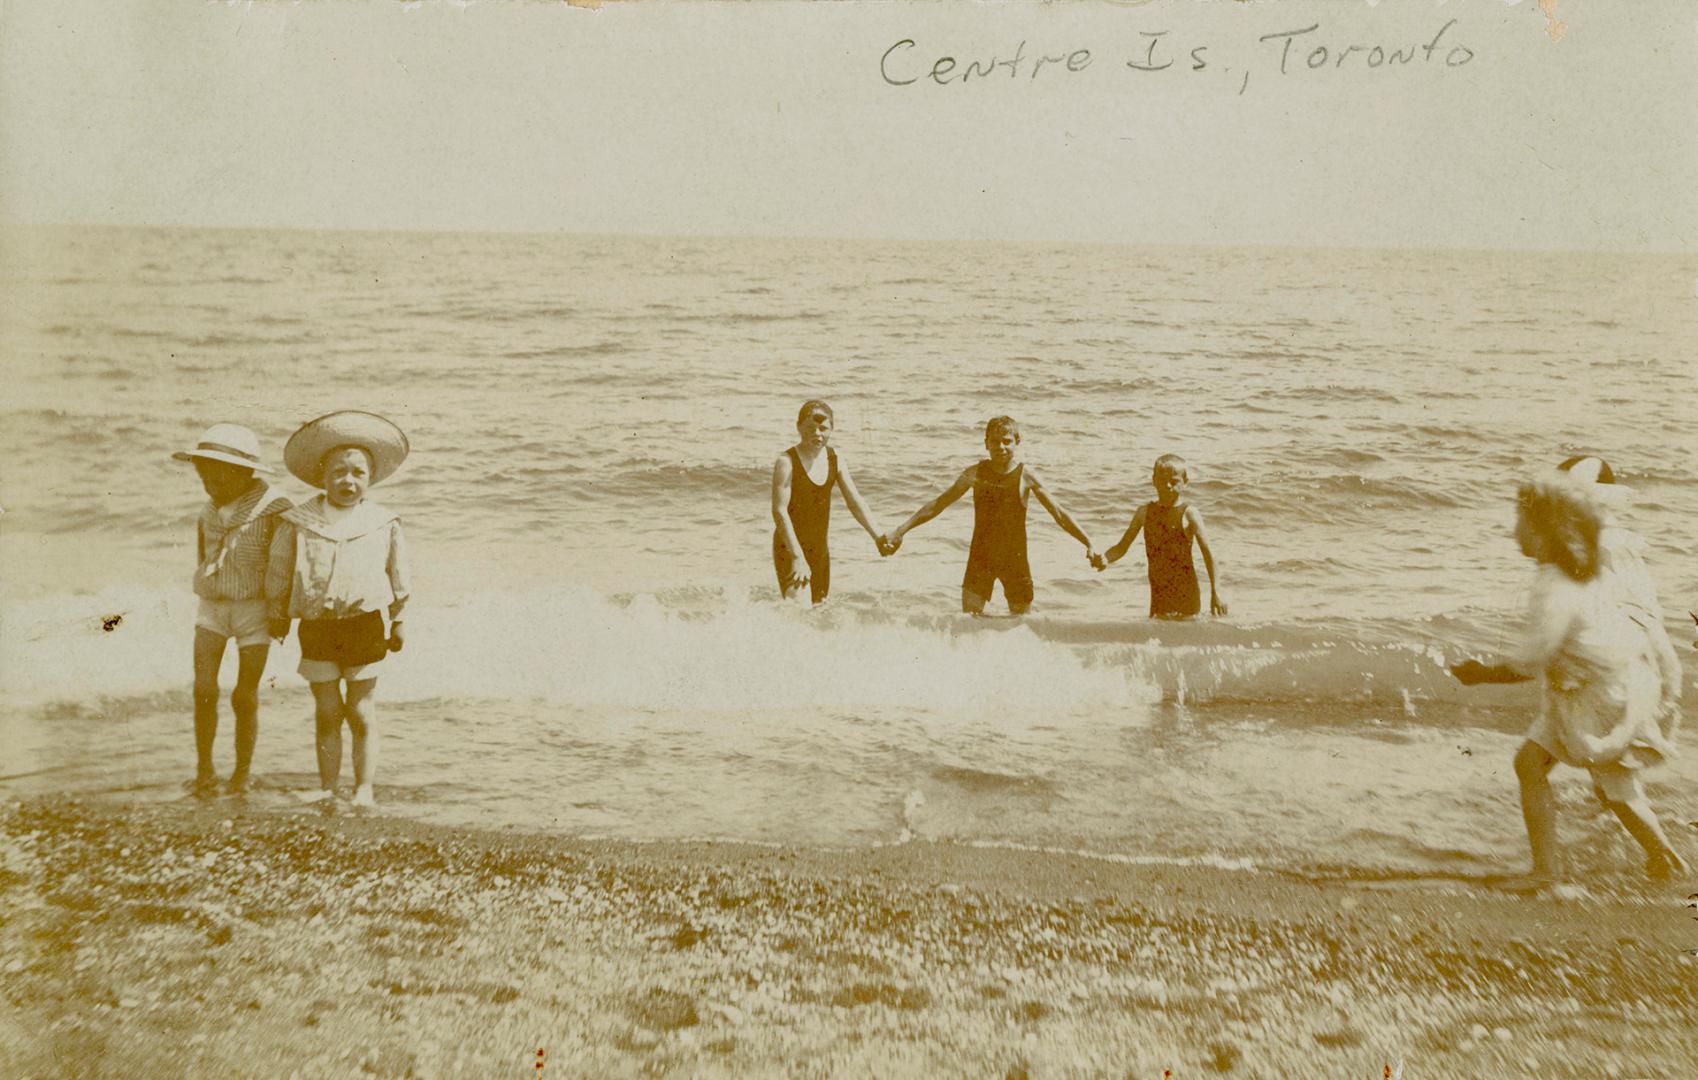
[772,447,836,603]
[963,462,1034,608]
[1143,501,1200,618]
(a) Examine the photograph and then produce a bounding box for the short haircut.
[984,416,1020,442]
[1153,453,1189,481]
[797,400,834,427]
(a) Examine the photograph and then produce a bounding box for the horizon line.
[3,219,1695,260]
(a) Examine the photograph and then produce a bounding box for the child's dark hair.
[984,416,1020,442]
[1516,480,1601,581]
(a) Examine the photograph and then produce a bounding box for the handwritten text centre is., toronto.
[880,20,1475,90]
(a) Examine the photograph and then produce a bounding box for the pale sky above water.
[1,0,1694,250]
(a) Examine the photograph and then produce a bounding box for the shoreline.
[2,797,1694,1078]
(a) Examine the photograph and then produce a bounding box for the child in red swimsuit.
[1095,454,1227,618]
[883,416,1098,615]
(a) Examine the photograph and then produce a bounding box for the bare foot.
[351,785,376,808]
[224,773,251,796]
[189,774,219,800]
[294,788,334,804]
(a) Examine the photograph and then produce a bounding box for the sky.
[2,0,1694,250]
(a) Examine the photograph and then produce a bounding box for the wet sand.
[1,797,1693,1078]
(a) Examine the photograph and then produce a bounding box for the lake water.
[3,225,1693,883]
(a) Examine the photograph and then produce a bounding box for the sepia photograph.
[1,0,1694,1076]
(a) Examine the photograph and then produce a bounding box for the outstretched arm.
[1453,582,1574,687]
[1027,469,1096,563]
[1100,505,1148,569]
[834,456,885,548]
[1449,659,1532,685]
[771,454,809,588]
[1185,506,1227,615]
[887,466,975,552]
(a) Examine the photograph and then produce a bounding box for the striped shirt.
[195,481,292,602]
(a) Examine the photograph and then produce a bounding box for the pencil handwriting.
[880,19,1474,95]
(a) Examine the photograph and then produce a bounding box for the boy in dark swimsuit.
[882,416,1098,615]
[771,399,888,603]
[1095,454,1227,618]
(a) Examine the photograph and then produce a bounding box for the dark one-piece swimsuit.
[1143,500,1201,618]
[962,462,1034,609]
[773,446,837,603]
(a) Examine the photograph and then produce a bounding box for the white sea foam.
[0,583,1160,713]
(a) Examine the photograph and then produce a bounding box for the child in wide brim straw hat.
[265,411,411,808]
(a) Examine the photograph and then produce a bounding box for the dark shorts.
[963,557,1034,610]
[298,610,389,668]
[773,534,830,604]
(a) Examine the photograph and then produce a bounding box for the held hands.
[268,617,291,642]
[388,620,406,653]
[1088,549,1106,572]
[877,533,902,557]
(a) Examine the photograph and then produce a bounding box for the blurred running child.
[1451,475,1687,889]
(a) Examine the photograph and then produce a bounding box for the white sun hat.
[283,411,410,488]
[172,423,274,472]
[1556,454,1631,506]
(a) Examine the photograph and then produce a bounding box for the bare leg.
[1605,797,1689,880]
[961,588,989,615]
[227,644,269,790]
[304,680,345,801]
[1513,741,1560,883]
[345,678,379,806]
[191,629,227,794]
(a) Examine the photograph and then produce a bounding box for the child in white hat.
[1452,474,1687,889]
[265,411,411,808]
[173,423,293,796]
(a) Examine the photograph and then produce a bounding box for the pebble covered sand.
[1,799,1694,1078]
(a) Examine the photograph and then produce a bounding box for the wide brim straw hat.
[1555,454,1631,507]
[172,422,274,472]
[284,411,410,488]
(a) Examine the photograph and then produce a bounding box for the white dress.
[1598,524,1682,741]
[1518,564,1672,776]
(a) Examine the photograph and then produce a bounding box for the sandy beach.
[1,797,1693,1079]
